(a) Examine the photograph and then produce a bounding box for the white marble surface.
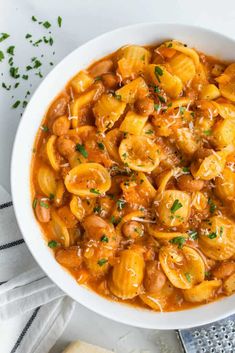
[1,0,235,352]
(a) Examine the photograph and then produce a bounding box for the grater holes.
[197,339,202,345]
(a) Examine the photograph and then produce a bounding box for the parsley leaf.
[97,258,108,266]
[12,100,21,109]
[154,66,163,82]
[185,272,191,282]
[31,16,37,22]
[39,201,49,208]
[208,232,217,239]
[7,46,15,55]
[100,235,109,243]
[0,33,10,42]
[10,67,20,79]
[33,60,42,68]
[97,142,105,150]
[58,16,62,27]
[48,240,58,248]
[170,236,186,249]
[43,21,51,28]
[76,144,88,158]
[208,198,216,214]
[204,129,212,136]
[90,188,100,195]
[117,199,126,211]
[170,199,183,213]
[0,51,4,62]
[188,230,198,240]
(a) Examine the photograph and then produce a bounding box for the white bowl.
[11,23,235,330]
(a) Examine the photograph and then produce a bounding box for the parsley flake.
[7,46,15,55]
[90,188,100,195]
[0,51,4,62]
[154,66,163,82]
[100,235,109,243]
[43,21,51,29]
[171,199,183,213]
[97,258,108,266]
[97,142,105,150]
[185,272,191,282]
[0,33,10,43]
[48,240,58,248]
[170,236,186,249]
[12,100,21,109]
[57,16,62,27]
[76,143,88,158]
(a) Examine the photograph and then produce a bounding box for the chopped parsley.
[154,103,160,111]
[122,152,127,159]
[110,215,122,225]
[154,85,160,93]
[76,144,88,158]
[93,205,102,214]
[170,236,186,249]
[2,82,11,90]
[12,100,21,109]
[90,188,100,195]
[57,16,62,28]
[158,94,166,103]
[204,129,212,136]
[0,51,4,62]
[22,101,28,108]
[167,43,173,48]
[94,76,101,81]
[208,232,217,239]
[0,33,10,42]
[170,199,183,213]
[188,230,198,240]
[185,272,191,282]
[114,93,121,100]
[179,106,186,115]
[145,129,154,135]
[97,142,105,150]
[205,271,211,278]
[182,167,190,173]
[31,16,37,22]
[25,33,32,39]
[117,199,126,211]
[22,74,28,80]
[48,240,58,248]
[32,198,37,209]
[100,235,109,243]
[14,82,20,88]
[39,200,49,208]
[10,67,20,79]
[154,66,163,82]
[33,60,42,68]
[49,193,54,200]
[7,46,15,55]
[97,258,108,266]
[26,65,32,71]
[208,198,216,214]
[43,21,51,29]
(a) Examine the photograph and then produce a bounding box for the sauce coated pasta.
[31,40,235,312]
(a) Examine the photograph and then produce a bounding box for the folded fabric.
[0,186,75,353]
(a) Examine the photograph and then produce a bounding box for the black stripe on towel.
[10,307,41,353]
[0,201,13,209]
[0,239,25,250]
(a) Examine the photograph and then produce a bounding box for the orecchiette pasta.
[32,39,235,312]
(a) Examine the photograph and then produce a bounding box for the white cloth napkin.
[0,185,76,353]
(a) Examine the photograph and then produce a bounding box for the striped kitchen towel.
[0,185,75,353]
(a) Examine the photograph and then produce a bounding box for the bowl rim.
[11,22,235,330]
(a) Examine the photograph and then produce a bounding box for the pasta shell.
[169,53,196,84]
[70,195,85,221]
[119,135,161,172]
[64,163,111,197]
[159,245,205,289]
[216,63,235,102]
[37,165,57,197]
[199,216,235,260]
[191,191,208,211]
[70,85,104,128]
[164,41,200,68]
[200,84,220,100]
[144,64,182,98]
[183,280,222,303]
[93,93,126,132]
[46,135,60,171]
[191,150,228,180]
[215,167,235,201]
[176,128,199,155]
[104,128,123,163]
[212,119,235,148]
[117,45,151,79]
[156,190,191,227]
[115,77,149,103]
[109,249,145,299]
[50,209,70,247]
[70,70,94,94]
[213,102,235,120]
[140,282,174,311]
[119,111,148,135]
[147,225,188,241]
[224,272,235,295]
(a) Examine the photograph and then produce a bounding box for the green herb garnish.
[10,67,20,79]
[110,215,122,225]
[208,198,216,214]
[39,201,49,208]
[76,144,88,158]
[41,125,49,132]
[158,95,166,103]
[145,129,154,135]
[170,199,183,213]
[100,235,109,243]
[170,236,186,249]
[154,85,160,93]
[188,230,198,240]
[97,142,105,150]
[22,75,28,80]
[182,167,190,173]
[25,33,32,39]
[185,272,191,282]
[0,33,10,42]
[32,198,37,209]
[0,51,4,62]
[2,82,11,90]
[154,66,163,82]
[48,240,58,248]
[93,205,102,214]
[31,16,37,22]
[208,232,217,239]
[204,130,212,136]
[12,100,21,109]
[34,60,42,68]
[97,258,108,266]
[90,188,100,195]
[43,21,51,29]
[57,16,62,28]
[117,199,126,211]
[7,46,15,55]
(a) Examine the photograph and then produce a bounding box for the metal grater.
[177,314,235,353]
